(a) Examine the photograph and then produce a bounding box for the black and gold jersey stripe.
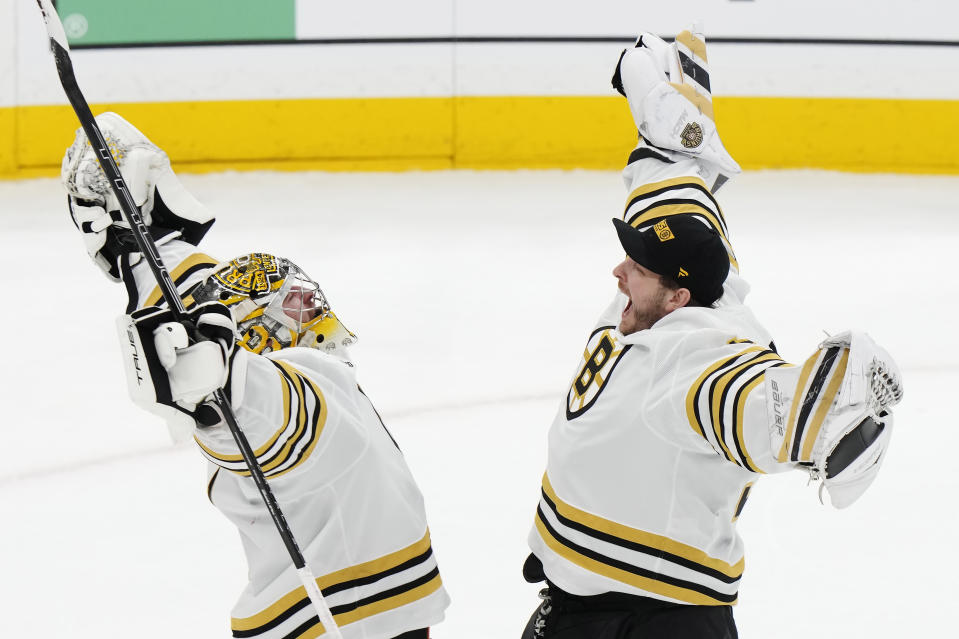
[627,145,675,166]
[230,531,443,638]
[687,341,789,472]
[140,251,218,309]
[622,176,737,271]
[196,360,327,479]
[535,475,741,606]
[776,346,850,463]
[624,176,727,234]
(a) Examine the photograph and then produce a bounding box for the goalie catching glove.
[764,331,903,508]
[612,28,741,186]
[117,302,236,431]
[62,112,215,281]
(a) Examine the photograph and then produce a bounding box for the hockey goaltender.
[519,27,903,639]
[60,113,450,639]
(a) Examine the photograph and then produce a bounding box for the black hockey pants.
[391,630,429,639]
[520,555,736,639]
[520,586,737,639]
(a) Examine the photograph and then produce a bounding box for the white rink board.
[0,0,17,108]
[455,0,958,40]
[9,0,959,106]
[294,0,452,38]
[0,169,957,637]
[453,41,959,99]
[16,41,457,104]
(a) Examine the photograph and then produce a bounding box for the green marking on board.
[55,0,296,45]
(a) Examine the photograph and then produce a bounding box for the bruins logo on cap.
[654,220,675,242]
[678,267,689,278]
[680,122,704,149]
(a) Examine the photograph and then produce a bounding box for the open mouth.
[622,298,633,318]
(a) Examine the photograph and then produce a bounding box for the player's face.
[281,286,325,325]
[612,257,676,335]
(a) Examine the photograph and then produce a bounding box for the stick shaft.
[49,39,183,314]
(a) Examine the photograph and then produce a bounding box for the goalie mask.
[191,253,356,355]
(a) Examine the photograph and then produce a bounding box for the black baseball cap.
[612,215,729,305]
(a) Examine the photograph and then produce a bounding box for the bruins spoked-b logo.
[567,327,631,420]
[654,220,675,242]
[680,122,704,149]
[214,253,280,296]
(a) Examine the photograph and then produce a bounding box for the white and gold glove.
[62,112,214,281]
[612,28,741,187]
[117,302,236,432]
[765,331,903,508]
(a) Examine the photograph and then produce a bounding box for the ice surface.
[1,169,955,636]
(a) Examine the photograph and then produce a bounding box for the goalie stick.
[33,2,344,636]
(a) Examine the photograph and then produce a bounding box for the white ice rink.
[1,168,956,637]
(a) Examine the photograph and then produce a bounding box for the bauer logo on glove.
[764,331,903,508]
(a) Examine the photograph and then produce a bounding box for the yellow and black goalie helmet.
[192,252,356,355]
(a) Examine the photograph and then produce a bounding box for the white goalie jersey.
[529,297,785,606]
[528,146,900,606]
[121,241,450,639]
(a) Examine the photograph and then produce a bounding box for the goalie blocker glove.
[764,331,903,508]
[62,112,215,281]
[117,301,236,433]
[612,29,741,190]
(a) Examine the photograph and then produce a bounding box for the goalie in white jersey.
[61,114,450,639]
[521,29,903,639]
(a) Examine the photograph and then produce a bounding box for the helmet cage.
[192,253,355,355]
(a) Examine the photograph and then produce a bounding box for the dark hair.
[657,274,713,308]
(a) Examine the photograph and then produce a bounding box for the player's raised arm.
[62,112,218,311]
[612,29,742,281]
[613,29,740,192]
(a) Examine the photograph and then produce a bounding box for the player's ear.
[665,287,691,311]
